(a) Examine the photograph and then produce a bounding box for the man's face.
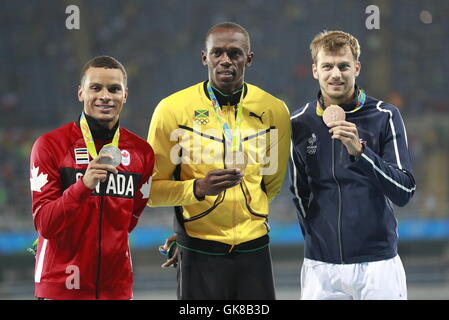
[202,28,253,94]
[312,46,361,105]
[78,67,128,129]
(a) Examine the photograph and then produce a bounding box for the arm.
[338,107,416,206]
[263,102,291,202]
[289,141,311,218]
[31,136,119,239]
[159,234,179,268]
[147,99,202,207]
[30,137,90,239]
[129,144,155,232]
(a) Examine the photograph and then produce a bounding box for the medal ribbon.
[316,88,366,116]
[79,112,120,159]
[207,83,245,152]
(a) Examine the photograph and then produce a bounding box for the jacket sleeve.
[262,101,291,203]
[146,99,199,207]
[349,106,416,207]
[128,143,155,232]
[289,140,310,218]
[30,136,92,239]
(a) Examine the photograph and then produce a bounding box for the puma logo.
[249,112,265,124]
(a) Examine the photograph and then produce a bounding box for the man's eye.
[109,87,120,93]
[339,64,349,70]
[229,50,242,58]
[90,86,100,91]
[323,65,332,70]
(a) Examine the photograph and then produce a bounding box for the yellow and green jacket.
[147,81,291,252]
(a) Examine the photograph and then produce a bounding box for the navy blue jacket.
[289,92,416,264]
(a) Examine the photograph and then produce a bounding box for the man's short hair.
[80,55,127,86]
[310,30,361,64]
[204,22,251,52]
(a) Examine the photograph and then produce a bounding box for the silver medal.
[98,145,122,167]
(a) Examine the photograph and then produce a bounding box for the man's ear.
[246,52,254,67]
[124,87,128,103]
[77,85,83,102]
[201,50,207,66]
[355,61,361,78]
[312,64,319,80]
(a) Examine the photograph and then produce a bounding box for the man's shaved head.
[205,22,251,52]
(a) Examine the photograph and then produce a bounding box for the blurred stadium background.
[0,0,448,300]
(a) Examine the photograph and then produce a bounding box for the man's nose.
[99,88,112,101]
[220,52,232,65]
[330,66,342,78]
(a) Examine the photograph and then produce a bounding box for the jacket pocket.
[240,180,268,218]
[183,191,226,222]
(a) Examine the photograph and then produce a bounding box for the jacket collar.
[317,85,361,112]
[203,81,248,107]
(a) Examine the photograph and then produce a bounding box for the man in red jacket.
[29,56,154,300]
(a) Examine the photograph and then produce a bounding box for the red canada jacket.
[30,119,154,300]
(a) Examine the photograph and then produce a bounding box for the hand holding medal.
[79,113,121,189]
[193,84,247,200]
[325,104,364,157]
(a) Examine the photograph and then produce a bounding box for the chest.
[58,138,143,198]
[295,111,386,174]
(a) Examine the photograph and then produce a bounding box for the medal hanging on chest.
[317,88,367,127]
[79,113,122,167]
[207,84,248,171]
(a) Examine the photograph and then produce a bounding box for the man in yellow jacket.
[147,22,291,299]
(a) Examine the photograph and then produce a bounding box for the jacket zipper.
[332,139,344,264]
[95,190,105,299]
[229,187,237,252]
[226,104,237,249]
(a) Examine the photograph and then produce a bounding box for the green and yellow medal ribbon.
[79,112,120,159]
[207,83,245,152]
[316,88,366,116]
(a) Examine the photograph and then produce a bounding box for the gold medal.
[225,151,248,171]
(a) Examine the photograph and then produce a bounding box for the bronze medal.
[322,104,346,127]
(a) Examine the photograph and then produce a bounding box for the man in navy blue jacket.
[290,30,416,300]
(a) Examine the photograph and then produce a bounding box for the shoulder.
[31,122,78,165]
[120,127,153,154]
[153,83,204,120]
[290,101,315,123]
[162,82,203,105]
[246,83,284,105]
[365,95,401,116]
[33,122,77,149]
[246,83,290,119]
